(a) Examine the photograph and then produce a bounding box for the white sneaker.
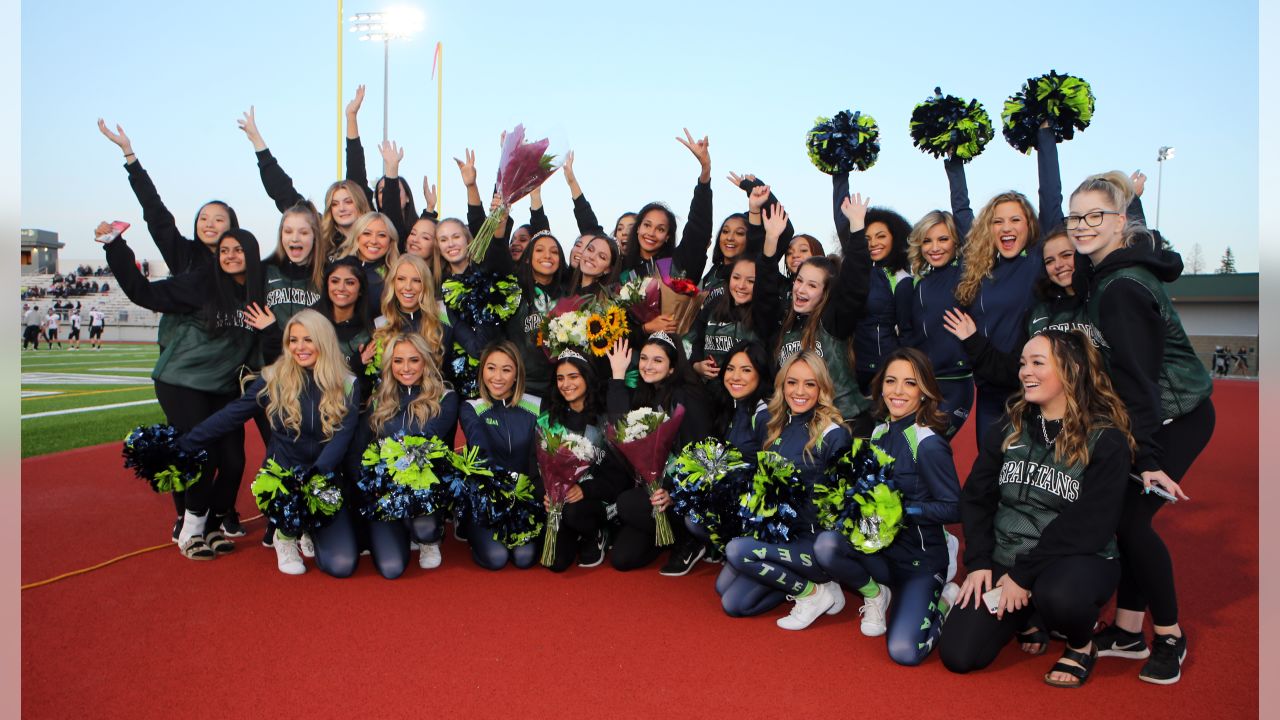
[777,582,838,631]
[945,530,959,583]
[824,581,846,615]
[419,542,442,569]
[859,585,892,637]
[274,532,306,575]
[298,533,315,558]
[409,539,420,551]
[940,582,961,620]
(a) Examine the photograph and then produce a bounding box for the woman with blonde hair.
[719,351,852,626]
[940,330,1134,688]
[1067,170,1214,685]
[336,211,400,307]
[179,309,363,577]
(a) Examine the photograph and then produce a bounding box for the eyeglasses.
[1064,210,1121,229]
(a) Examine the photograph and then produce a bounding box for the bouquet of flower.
[251,459,344,540]
[450,445,543,550]
[539,295,629,358]
[536,430,599,567]
[654,258,702,335]
[806,109,880,174]
[909,88,994,163]
[443,268,522,329]
[739,451,807,544]
[617,275,660,323]
[671,438,752,551]
[812,439,902,553]
[122,424,207,493]
[358,434,458,521]
[1001,70,1095,154]
[607,405,686,546]
[468,125,561,262]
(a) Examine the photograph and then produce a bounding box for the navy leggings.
[368,514,444,579]
[972,381,1013,451]
[814,531,946,666]
[722,536,830,616]
[469,524,537,570]
[936,377,974,438]
[310,506,359,578]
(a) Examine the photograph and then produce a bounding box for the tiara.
[557,348,588,363]
[648,331,677,349]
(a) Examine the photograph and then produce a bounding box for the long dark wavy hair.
[207,229,264,336]
[711,339,775,434]
[544,354,603,428]
[633,334,704,414]
[864,207,912,274]
[621,202,679,274]
[313,256,374,336]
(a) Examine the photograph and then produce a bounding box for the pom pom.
[806,110,880,174]
[358,434,458,521]
[671,439,752,550]
[121,424,206,493]
[444,341,481,399]
[738,451,807,545]
[813,439,903,553]
[1001,70,1096,154]
[909,88,994,163]
[451,446,543,549]
[251,459,344,539]
[443,268,522,329]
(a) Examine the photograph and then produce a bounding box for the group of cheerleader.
[95,92,1214,689]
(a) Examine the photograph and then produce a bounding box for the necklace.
[1040,414,1057,446]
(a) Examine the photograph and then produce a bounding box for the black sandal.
[1044,644,1098,688]
[179,536,216,560]
[205,531,235,555]
[1017,627,1050,656]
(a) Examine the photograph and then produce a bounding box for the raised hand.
[97,119,134,158]
[606,338,632,379]
[563,150,577,186]
[345,84,366,118]
[763,201,788,238]
[748,184,771,213]
[236,106,267,152]
[241,302,277,330]
[941,308,977,341]
[676,128,711,181]
[379,140,403,178]
[454,148,477,187]
[359,341,378,366]
[530,184,543,210]
[422,175,437,213]
[1130,169,1147,198]
[840,192,870,233]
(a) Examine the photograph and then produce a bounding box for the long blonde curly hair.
[369,332,447,434]
[763,351,844,460]
[320,180,372,254]
[373,254,444,363]
[955,191,1040,306]
[259,309,353,441]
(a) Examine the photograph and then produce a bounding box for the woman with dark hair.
[101,225,264,557]
[508,230,572,397]
[814,346,961,666]
[940,330,1135,688]
[785,234,825,279]
[311,257,375,376]
[605,334,714,575]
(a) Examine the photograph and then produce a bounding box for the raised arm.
[344,85,376,206]
[100,229,204,314]
[563,150,605,235]
[1035,124,1064,233]
[822,193,873,340]
[672,129,713,280]
[238,106,305,212]
[378,140,410,241]
[528,185,550,235]
[735,172,793,252]
[943,157,975,242]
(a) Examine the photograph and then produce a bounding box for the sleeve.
[672,180,714,281]
[1035,126,1064,234]
[104,237,203,314]
[687,304,712,362]
[904,436,962,525]
[426,391,461,441]
[831,172,852,245]
[893,275,914,343]
[124,161,200,274]
[822,227,871,339]
[179,379,268,451]
[345,136,376,207]
[530,205,550,235]
[457,401,485,450]
[958,427,1006,572]
[1095,280,1166,473]
[259,320,284,366]
[314,380,364,474]
[943,158,974,242]
[1007,429,1129,587]
[445,307,491,361]
[1127,194,1147,226]
[605,379,632,421]
[739,176,795,247]
[572,193,605,236]
[255,148,305,213]
[961,324,1024,390]
[380,174,410,247]
[467,202,486,237]
[750,252,786,349]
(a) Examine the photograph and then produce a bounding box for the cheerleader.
[312,257,375,375]
[334,211,400,309]
[538,350,628,572]
[720,351,852,624]
[813,347,961,665]
[940,330,1134,687]
[262,202,325,325]
[458,341,544,570]
[362,333,460,577]
[178,310,362,576]
[1068,172,1215,685]
[507,230,571,397]
[605,334,714,575]
[785,235,824,278]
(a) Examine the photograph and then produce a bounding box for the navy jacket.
[906,260,971,380]
[459,393,543,481]
[377,386,460,441]
[753,408,853,535]
[872,417,961,573]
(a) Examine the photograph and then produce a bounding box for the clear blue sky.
[21,0,1259,272]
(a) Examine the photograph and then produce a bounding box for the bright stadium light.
[347,6,424,142]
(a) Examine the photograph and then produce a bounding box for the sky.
[20,0,1260,272]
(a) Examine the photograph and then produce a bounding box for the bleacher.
[19,273,160,332]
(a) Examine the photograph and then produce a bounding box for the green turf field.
[21,343,162,457]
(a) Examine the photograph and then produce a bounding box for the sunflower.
[586,313,611,356]
[604,306,628,338]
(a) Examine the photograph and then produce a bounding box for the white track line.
[22,399,158,420]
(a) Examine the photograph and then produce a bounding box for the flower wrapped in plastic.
[607,405,686,547]
[250,459,344,540]
[358,434,458,521]
[617,275,661,324]
[909,88,994,163]
[671,438,751,550]
[1001,70,1096,154]
[468,125,561,262]
[122,424,206,493]
[806,110,880,174]
[442,268,522,329]
[655,258,703,335]
[536,431,598,566]
[738,451,807,545]
[813,439,902,553]
[451,445,543,550]
[539,295,629,359]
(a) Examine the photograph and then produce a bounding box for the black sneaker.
[578,529,606,568]
[171,516,183,544]
[261,525,275,547]
[659,539,706,577]
[221,512,246,538]
[1139,632,1187,685]
[1094,623,1151,659]
[703,543,723,564]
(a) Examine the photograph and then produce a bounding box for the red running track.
[21,381,1258,718]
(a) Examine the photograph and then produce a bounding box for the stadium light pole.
[1155,145,1175,231]
[349,6,425,143]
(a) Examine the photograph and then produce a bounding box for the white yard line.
[22,399,158,420]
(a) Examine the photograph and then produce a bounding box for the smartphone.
[982,586,1002,614]
[1130,473,1179,503]
[95,221,131,244]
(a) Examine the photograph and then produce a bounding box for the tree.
[1188,243,1206,274]
[1217,246,1237,274]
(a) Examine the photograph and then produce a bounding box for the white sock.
[177,510,206,545]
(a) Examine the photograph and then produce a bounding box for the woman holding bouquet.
[939,330,1133,688]
[363,332,460,577]
[605,334,713,575]
[458,341,544,570]
[814,347,961,665]
[720,351,852,624]
[508,230,572,397]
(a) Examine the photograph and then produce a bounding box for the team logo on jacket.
[997,459,1080,501]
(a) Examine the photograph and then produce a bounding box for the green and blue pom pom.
[813,439,902,553]
[671,439,752,550]
[806,110,880,174]
[251,459,344,539]
[122,424,206,493]
[909,88,994,163]
[738,451,806,545]
[1001,70,1095,154]
[358,434,458,521]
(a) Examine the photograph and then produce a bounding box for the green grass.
[22,404,168,457]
